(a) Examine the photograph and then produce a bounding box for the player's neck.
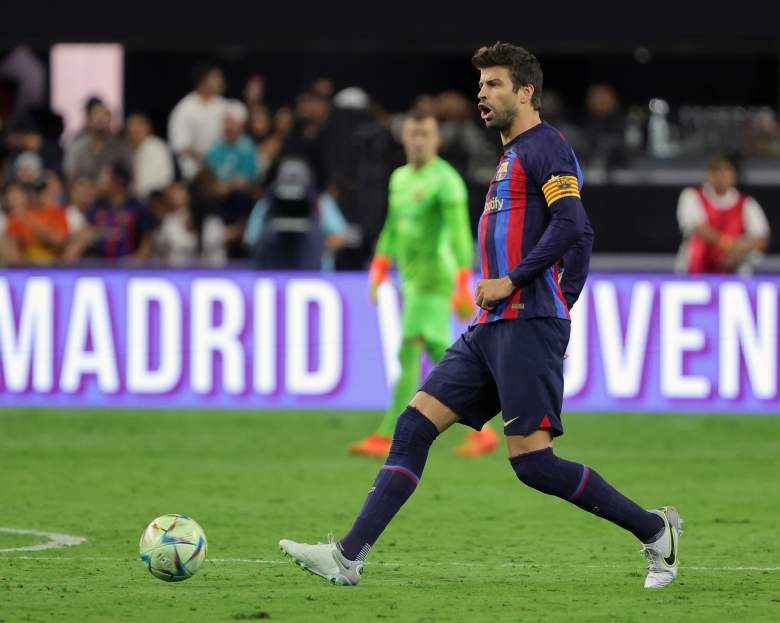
[500,110,542,145]
[409,156,437,170]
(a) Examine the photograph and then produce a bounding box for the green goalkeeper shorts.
[402,292,452,347]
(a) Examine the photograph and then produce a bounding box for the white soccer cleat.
[641,506,682,589]
[279,537,363,586]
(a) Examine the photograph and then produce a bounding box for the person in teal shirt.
[205,100,257,188]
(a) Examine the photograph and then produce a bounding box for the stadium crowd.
[1,61,778,270]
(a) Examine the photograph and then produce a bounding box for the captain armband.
[542,175,580,206]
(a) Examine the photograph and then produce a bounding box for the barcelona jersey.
[476,122,584,323]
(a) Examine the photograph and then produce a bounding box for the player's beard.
[486,106,517,133]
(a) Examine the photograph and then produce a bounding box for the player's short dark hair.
[471,42,543,110]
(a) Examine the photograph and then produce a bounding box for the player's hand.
[368,255,391,304]
[451,268,476,320]
[475,276,515,310]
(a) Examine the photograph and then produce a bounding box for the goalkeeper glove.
[451,268,476,320]
[368,255,391,304]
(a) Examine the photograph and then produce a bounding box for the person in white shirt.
[155,181,199,266]
[167,65,227,180]
[676,155,770,274]
[126,113,174,199]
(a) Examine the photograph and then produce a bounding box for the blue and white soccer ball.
[139,514,208,582]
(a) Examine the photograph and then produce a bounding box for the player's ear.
[519,84,534,106]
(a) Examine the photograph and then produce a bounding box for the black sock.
[338,407,439,560]
[510,448,664,542]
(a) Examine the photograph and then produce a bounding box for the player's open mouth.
[478,103,492,120]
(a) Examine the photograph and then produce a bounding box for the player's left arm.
[476,136,586,309]
[369,176,400,303]
[440,172,474,270]
[559,215,594,309]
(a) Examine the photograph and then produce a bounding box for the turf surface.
[1,408,779,622]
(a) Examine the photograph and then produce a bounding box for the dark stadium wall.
[2,0,780,52]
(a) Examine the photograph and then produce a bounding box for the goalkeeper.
[350,110,499,458]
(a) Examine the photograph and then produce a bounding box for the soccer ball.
[139,514,208,582]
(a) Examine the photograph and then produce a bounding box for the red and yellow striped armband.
[542,175,580,206]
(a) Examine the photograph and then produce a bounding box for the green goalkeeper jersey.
[376,157,473,297]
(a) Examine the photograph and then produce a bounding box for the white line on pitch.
[0,527,86,553]
[3,556,780,572]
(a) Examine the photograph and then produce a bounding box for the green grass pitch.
[1,408,779,622]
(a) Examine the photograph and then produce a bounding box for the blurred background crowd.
[1,41,779,272]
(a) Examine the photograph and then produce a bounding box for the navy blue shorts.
[420,318,570,437]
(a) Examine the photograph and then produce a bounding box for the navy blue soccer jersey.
[476,122,585,323]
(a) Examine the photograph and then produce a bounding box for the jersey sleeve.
[439,169,473,270]
[528,131,582,201]
[374,172,399,259]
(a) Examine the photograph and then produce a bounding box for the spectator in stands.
[63,97,132,183]
[126,112,174,198]
[205,100,257,188]
[188,167,233,266]
[327,87,402,269]
[310,77,335,100]
[277,90,334,192]
[248,103,275,180]
[64,176,97,241]
[541,90,585,156]
[676,154,770,274]
[168,64,227,180]
[436,91,495,173]
[581,83,627,168]
[245,155,348,270]
[41,169,65,207]
[274,106,295,137]
[243,75,265,108]
[3,180,68,266]
[10,150,43,186]
[746,108,780,157]
[155,181,199,266]
[2,112,63,182]
[435,90,500,226]
[254,106,294,177]
[0,189,7,266]
[64,162,155,263]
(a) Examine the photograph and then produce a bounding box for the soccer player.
[349,110,499,458]
[280,42,681,590]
